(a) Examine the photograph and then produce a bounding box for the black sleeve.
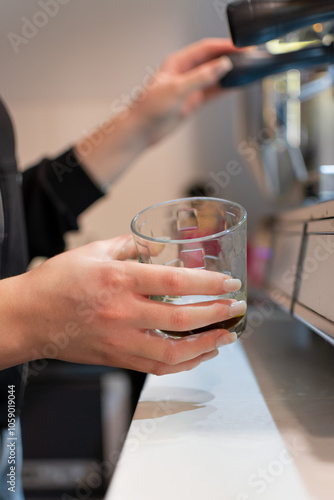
[22,148,104,260]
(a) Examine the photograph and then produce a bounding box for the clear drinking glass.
[131,197,247,338]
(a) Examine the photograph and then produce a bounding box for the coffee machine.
[222,0,334,344]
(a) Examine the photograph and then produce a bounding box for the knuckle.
[163,72,187,98]
[165,269,184,293]
[213,278,224,296]
[104,296,138,324]
[105,305,127,323]
[151,363,169,376]
[101,262,130,293]
[110,266,126,291]
[169,307,189,332]
[159,76,182,98]
[161,344,180,366]
[211,301,226,319]
[130,269,142,291]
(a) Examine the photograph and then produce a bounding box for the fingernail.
[224,278,241,292]
[201,349,219,362]
[216,56,233,75]
[216,332,238,348]
[229,300,247,317]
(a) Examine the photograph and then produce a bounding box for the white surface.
[106,337,312,500]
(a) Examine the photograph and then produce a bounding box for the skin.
[75,38,238,187]
[0,39,246,375]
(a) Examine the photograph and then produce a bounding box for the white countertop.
[106,309,334,500]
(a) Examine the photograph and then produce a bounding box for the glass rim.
[130,196,247,245]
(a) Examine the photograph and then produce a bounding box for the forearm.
[74,107,149,191]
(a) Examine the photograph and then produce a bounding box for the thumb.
[178,56,233,95]
[108,235,138,261]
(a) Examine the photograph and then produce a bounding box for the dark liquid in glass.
[162,314,245,338]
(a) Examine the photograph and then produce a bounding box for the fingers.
[165,38,238,73]
[178,56,233,96]
[109,327,237,375]
[128,328,238,368]
[126,348,221,376]
[160,38,242,103]
[157,348,220,375]
[136,298,246,332]
[131,262,241,296]
[108,347,221,376]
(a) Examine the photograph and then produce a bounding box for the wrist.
[74,106,150,190]
[0,272,46,369]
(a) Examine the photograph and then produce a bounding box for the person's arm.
[74,38,235,189]
[22,39,235,260]
[0,235,245,372]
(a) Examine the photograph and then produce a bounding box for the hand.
[3,236,245,374]
[75,38,238,188]
[132,37,237,145]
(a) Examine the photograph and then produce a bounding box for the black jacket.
[0,98,104,427]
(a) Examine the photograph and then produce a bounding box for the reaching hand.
[75,38,238,188]
[132,38,237,145]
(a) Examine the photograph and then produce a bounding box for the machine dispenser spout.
[227,0,334,48]
[220,0,334,88]
[220,42,334,88]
